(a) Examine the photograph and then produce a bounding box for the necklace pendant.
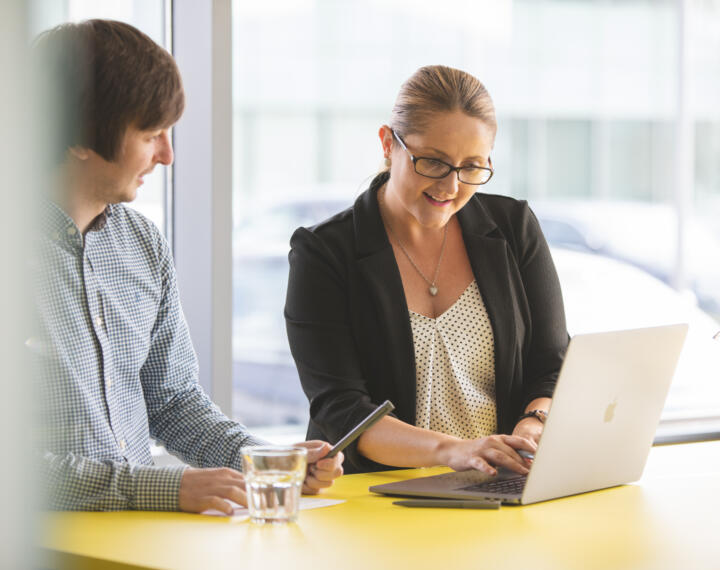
[429,285,438,296]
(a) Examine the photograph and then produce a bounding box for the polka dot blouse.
[411,280,497,440]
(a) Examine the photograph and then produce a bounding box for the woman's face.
[381,110,495,230]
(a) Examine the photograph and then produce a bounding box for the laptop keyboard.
[460,475,527,495]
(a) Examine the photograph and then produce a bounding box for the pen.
[325,400,395,458]
[393,499,500,509]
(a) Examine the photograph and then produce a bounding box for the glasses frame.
[391,129,494,185]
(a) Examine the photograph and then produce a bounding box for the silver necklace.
[379,191,449,297]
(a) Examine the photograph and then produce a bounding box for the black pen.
[393,499,500,509]
[325,400,395,458]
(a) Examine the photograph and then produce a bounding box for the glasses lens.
[458,168,492,185]
[415,158,451,178]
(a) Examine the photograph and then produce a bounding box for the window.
[231,0,720,438]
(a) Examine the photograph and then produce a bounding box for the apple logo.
[604,399,618,423]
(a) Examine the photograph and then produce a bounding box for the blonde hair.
[390,65,496,138]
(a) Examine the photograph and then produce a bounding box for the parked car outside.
[233,195,353,426]
[531,199,720,319]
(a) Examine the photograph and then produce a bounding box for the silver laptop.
[370,324,688,505]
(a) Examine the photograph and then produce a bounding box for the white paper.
[201,497,345,518]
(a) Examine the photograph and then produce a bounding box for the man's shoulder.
[108,203,161,233]
[108,204,166,244]
[104,204,171,267]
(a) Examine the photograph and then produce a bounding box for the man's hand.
[178,467,246,515]
[293,440,344,494]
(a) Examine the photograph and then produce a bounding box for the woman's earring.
[384,156,391,168]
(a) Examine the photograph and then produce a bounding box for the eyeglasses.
[392,130,493,185]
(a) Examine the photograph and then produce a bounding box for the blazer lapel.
[353,178,418,422]
[458,197,520,433]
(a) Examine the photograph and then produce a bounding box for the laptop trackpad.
[369,468,520,500]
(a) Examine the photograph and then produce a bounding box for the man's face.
[81,125,174,204]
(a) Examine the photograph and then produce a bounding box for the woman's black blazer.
[285,173,569,473]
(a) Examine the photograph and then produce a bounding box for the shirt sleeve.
[40,451,186,511]
[140,233,267,470]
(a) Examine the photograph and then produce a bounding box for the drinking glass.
[241,446,307,523]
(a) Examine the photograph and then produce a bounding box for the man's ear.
[68,146,90,160]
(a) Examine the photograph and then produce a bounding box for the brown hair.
[33,19,185,164]
[390,65,496,138]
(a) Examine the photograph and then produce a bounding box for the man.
[31,19,343,514]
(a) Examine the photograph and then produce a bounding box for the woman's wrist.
[517,409,548,425]
[524,397,551,416]
[512,417,545,445]
[432,433,464,467]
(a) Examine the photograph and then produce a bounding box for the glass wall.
[231,0,720,432]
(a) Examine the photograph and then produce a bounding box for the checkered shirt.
[32,201,265,511]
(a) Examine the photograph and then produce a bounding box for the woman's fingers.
[303,472,334,493]
[468,455,496,476]
[489,439,532,474]
[309,462,344,482]
[293,440,344,492]
[486,447,530,475]
[501,434,538,452]
[456,435,535,475]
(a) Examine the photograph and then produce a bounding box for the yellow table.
[40,440,720,570]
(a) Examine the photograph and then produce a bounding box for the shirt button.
[67,227,77,236]
[107,378,113,388]
[119,439,127,450]
[95,316,103,328]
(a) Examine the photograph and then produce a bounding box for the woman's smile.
[423,192,455,207]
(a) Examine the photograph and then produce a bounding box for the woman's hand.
[512,416,545,445]
[438,435,536,476]
[513,399,551,446]
[293,440,344,494]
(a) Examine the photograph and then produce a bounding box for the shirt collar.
[87,203,114,232]
[41,200,114,245]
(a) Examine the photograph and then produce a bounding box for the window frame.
[172,0,233,414]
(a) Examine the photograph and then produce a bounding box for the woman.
[285,65,569,475]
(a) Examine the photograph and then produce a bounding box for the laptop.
[370,324,688,505]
